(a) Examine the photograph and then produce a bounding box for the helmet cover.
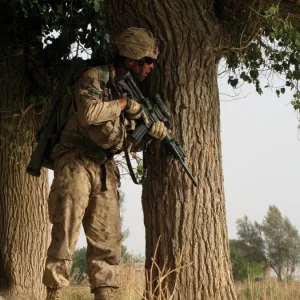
[115,27,159,60]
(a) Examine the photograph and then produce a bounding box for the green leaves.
[93,0,102,13]
[13,0,110,59]
[229,239,264,281]
[71,247,88,276]
[263,5,279,17]
[224,4,300,113]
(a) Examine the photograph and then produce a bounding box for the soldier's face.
[140,57,156,80]
[128,58,155,81]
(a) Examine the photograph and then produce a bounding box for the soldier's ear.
[124,58,139,72]
[125,58,135,66]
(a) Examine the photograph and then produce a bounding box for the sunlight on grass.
[61,260,300,300]
[236,279,300,300]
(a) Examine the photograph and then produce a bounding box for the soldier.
[43,27,167,300]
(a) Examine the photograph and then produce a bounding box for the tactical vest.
[58,64,122,165]
[26,63,119,176]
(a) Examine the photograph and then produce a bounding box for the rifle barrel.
[176,154,198,187]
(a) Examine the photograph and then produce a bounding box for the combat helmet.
[115,27,159,60]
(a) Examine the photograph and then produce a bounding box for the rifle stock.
[26,103,59,176]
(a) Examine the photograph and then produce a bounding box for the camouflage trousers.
[42,151,122,292]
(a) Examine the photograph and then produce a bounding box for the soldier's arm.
[74,68,127,126]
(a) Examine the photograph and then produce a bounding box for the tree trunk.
[106,1,236,299]
[0,42,50,299]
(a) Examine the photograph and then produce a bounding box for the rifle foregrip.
[131,123,150,142]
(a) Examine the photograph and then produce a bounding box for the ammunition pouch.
[59,131,111,165]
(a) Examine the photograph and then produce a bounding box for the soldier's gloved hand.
[148,121,167,140]
[125,98,149,124]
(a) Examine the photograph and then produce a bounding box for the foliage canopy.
[3,0,300,112]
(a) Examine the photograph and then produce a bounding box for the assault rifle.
[118,72,198,187]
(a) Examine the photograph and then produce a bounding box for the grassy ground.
[61,265,300,300]
[61,263,144,300]
[61,281,300,300]
[236,280,300,300]
[60,287,143,300]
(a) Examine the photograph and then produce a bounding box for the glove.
[148,121,167,140]
[125,98,149,124]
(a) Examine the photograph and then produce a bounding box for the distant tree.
[72,245,144,278]
[121,245,131,263]
[71,247,87,275]
[261,206,300,281]
[236,216,265,260]
[229,239,264,281]
[236,206,300,281]
[121,245,145,264]
[283,218,300,281]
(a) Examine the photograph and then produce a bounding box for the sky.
[119,77,300,255]
[50,74,300,256]
[221,79,300,239]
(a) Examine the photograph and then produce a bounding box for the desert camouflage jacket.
[52,65,139,160]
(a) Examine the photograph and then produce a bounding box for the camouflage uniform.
[43,65,126,292]
[43,27,160,299]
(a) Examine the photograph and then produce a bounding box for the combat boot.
[94,287,114,300]
[46,286,60,300]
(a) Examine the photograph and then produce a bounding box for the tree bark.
[106,1,236,299]
[0,41,50,299]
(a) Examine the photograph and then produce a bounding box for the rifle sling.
[124,140,149,185]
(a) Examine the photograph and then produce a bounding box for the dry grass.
[61,275,300,300]
[61,242,188,300]
[61,258,300,300]
[141,243,190,300]
[60,262,144,300]
[60,287,93,300]
[61,279,300,300]
[236,279,300,300]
